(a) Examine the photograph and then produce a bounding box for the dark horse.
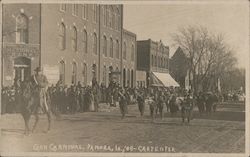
[21,81,52,135]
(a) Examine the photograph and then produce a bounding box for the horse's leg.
[32,112,39,133]
[45,110,51,133]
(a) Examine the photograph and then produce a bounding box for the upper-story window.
[106,7,109,27]
[59,23,66,50]
[93,33,97,54]
[83,30,87,53]
[110,37,113,58]
[60,4,66,12]
[116,40,119,59]
[103,35,107,57]
[123,42,127,60]
[71,26,77,52]
[16,13,28,44]
[93,4,98,23]
[131,44,134,61]
[103,6,107,26]
[82,4,88,19]
[72,4,78,16]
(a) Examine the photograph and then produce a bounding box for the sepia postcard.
[0,0,249,157]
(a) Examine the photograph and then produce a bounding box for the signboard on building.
[43,65,59,85]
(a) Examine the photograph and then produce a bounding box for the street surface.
[0,102,245,153]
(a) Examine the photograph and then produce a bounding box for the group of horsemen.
[11,67,219,124]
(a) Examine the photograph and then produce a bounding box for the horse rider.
[31,67,49,113]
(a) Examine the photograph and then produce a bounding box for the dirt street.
[0,103,245,153]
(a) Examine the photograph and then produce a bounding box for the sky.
[123,1,249,68]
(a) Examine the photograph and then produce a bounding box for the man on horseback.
[30,67,51,133]
[31,67,49,113]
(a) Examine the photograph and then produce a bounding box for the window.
[131,45,134,61]
[82,63,87,86]
[72,62,77,84]
[82,30,87,53]
[103,66,107,86]
[72,4,78,16]
[59,23,66,50]
[60,4,66,12]
[116,40,119,59]
[123,42,126,60]
[108,9,112,27]
[106,7,109,26]
[112,13,115,29]
[59,60,65,84]
[93,4,97,23]
[82,4,88,19]
[103,6,107,26]
[103,35,107,57]
[151,55,154,66]
[72,26,77,51]
[93,33,97,54]
[110,38,113,58]
[16,14,28,44]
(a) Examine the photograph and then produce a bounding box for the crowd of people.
[1,77,244,124]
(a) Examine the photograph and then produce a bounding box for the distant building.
[2,4,136,88]
[170,47,190,90]
[137,39,178,87]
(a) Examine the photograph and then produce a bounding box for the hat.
[34,67,42,72]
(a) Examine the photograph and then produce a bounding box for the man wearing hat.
[31,67,49,112]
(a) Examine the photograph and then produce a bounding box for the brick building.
[2,4,136,88]
[2,4,41,86]
[137,39,178,87]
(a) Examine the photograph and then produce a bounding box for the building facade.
[122,29,136,88]
[2,3,136,88]
[2,4,41,86]
[137,39,173,87]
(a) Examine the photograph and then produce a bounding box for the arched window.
[123,42,126,60]
[116,40,119,59]
[110,38,113,58]
[72,62,77,84]
[131,45,134,61]
[82,63,87,86]
[16,13,28,44]
[93,33,97,54]
[59,60,65,84]
[103,35,107,57]
[59,23,66,50]
[72,26,77,51]
[83,30,87,53]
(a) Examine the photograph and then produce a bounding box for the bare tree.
[172,25,237,94]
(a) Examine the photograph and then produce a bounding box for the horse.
[20,81,52,135]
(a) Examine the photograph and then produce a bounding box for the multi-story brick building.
[2,3,137,88]
[2,4,41,86]
[137,39,178,87]
[122,29,136,88]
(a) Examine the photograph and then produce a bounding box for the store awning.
[151,72,180,87]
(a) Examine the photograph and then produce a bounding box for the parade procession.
[0,2,247,155]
